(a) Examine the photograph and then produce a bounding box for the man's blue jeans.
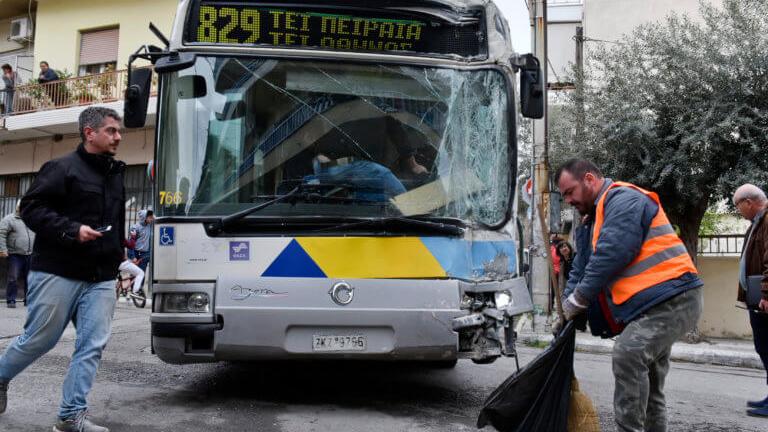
[317,160,406,202]
[0,271,115,419]
[6,254,30,304]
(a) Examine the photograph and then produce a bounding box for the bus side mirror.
[124,68,152,128]
[518,54,544,119]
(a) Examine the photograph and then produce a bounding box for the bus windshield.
[156,57,512,226]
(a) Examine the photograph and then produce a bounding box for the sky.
[497,0,532,54]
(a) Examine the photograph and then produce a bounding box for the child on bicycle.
[119,230,145,298]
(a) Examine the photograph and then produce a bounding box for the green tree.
[552,0,768,257]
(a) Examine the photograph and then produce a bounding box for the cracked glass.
[156,57,512,226]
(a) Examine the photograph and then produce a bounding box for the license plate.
[312,335,367,352]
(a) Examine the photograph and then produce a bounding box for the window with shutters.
[78,27,119,76]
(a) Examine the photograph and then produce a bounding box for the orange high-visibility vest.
[592,181,698,305]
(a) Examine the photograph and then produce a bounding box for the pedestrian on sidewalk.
[0,200,35,307]
[732,183,768,418]
[556,240,575,286]
[0,106,126,432]
[556,159,703,432]
[129,209,153,294]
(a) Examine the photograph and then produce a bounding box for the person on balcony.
[38,61,63,106]
[38,61,59,84]
[1,64,18,115]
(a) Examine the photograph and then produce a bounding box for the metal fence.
[124,165,153,230]
[0,165,151,236]
[697,234,744,256]
[2,66,156,117]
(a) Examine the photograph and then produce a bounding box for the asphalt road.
[0,302,766,432]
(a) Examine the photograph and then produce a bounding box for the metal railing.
[1,67,155,116]
[697,234,744,256]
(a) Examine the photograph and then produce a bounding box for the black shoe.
[0,381,8,414]
[748,395,768,408]
[6,303,15,309]
[747,406,768,417]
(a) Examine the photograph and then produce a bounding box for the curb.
[520,333,765,370]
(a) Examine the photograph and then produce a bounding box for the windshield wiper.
[313,216,465,236]
[209,184,389,234]
[209,186,304,234]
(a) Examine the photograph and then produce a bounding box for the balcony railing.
[1,67,156,117]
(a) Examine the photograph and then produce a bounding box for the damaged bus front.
[124,0,545,365]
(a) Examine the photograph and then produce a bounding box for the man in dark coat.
[733,183,768,418]
[0,106,125,432]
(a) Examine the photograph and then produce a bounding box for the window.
[79,28,119,76]
[1,176,20,197]
[0,174,33,217]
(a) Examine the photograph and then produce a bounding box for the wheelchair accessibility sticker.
[159,226,175,246]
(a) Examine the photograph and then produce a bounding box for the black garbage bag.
[477,321,576,432]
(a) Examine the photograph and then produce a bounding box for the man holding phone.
[0,107,125,432]
[733,184,768,418]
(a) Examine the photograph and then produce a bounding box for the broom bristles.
[568,376,601,432]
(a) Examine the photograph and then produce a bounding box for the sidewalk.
[520,330,764,370]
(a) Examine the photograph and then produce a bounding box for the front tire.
[131,289,147,308]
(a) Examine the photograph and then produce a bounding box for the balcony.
[2,67,155,117]
[0,67,158,141]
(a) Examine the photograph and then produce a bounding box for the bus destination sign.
[188,2,484,58]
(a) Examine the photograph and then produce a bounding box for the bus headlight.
[494,291,513,309]
[160,293,210,313]
[188,293,210,313]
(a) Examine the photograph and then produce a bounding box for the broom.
[536,199,600,432]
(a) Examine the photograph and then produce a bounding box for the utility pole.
[529,0,550,331]
[575,25,585,144]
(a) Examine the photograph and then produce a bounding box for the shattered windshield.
[156,57,512,226]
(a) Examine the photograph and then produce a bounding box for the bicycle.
[115,270,147,308]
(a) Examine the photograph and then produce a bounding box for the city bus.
[124,0,544,365]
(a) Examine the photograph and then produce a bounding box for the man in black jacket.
[0,106,125,432]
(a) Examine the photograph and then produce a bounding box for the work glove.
[562,291,588,321]
[551,316,564,336]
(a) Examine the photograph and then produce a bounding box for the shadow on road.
[193,361,478,406]
[117,359,489,421]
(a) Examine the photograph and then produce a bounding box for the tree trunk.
[667,196,710,266]
[665,196,709,344]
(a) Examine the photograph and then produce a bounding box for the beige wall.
[584,0,724,43]
[0,127,154,175]
[33,0,178,76]
[697,256,753,339]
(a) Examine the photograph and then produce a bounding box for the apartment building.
[0,0,177,294]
